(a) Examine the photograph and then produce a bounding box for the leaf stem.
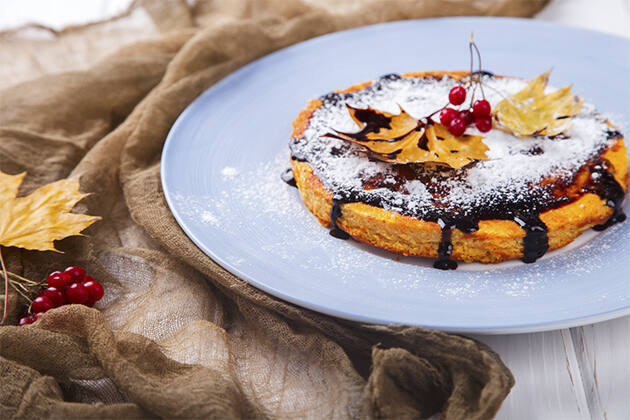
[0,248,8,325]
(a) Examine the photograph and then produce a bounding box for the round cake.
[287,71,628,269]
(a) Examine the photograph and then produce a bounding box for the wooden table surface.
[473,319,630,419]
[2,0,629,418]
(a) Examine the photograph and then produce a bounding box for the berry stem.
[469,83,478,108]
[10,285,31,304]
[8,276,41,304]
[471,41,485,99]
[0,255,46,323]
[468,33,474,85]
[7,271,39,285]
[426,101,452,119]
[478,82,512,102]
[0,248,8,325]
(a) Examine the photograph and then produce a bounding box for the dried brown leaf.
[327,105,488,169]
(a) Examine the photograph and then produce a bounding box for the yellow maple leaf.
[494,70,583,136]
[0,171,100,252]
[326,105,488,169]
[374,123,489,169]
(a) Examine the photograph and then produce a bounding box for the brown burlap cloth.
[0,0,549,418]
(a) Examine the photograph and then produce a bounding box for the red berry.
[475,116,493,133]
[439,108,458,126]
[47,271,71,289]
[31,296,54,314]
[472,99,491,117]
[448,117,466,137]
[43,287,66,307]
[459,109,474,125]
[83,277,104,302]
[65,266,85,283]
[32,313,42,322]
[448,86,466,105]
[18,316,34,326]
[65,282,89,304]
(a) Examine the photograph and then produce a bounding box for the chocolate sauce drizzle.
[329,198,350,239]
[281,168,297,187]
[434,221,457,270]
[316,161,625,269]
[584,159,627,231]
[288,73,627,269]
[514,215,549,263]
[472,70,495,78]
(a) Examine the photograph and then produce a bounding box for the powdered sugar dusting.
[221,166,239,179]
[290,74,616,218]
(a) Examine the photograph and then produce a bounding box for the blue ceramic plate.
[161,17,630,334]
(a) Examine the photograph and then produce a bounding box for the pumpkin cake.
[286,71,628,269]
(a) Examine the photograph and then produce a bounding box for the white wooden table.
[473,320,630,419]
[2,0,629,418]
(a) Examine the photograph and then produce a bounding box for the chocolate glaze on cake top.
[288,73,626,269]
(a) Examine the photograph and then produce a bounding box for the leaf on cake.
[326,105,419,152]
[0,171,100,252]
[325,105,488,169]
[494,70,583,136]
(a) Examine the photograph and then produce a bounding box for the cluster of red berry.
[439,86,492,137]
[18,266,104,326]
